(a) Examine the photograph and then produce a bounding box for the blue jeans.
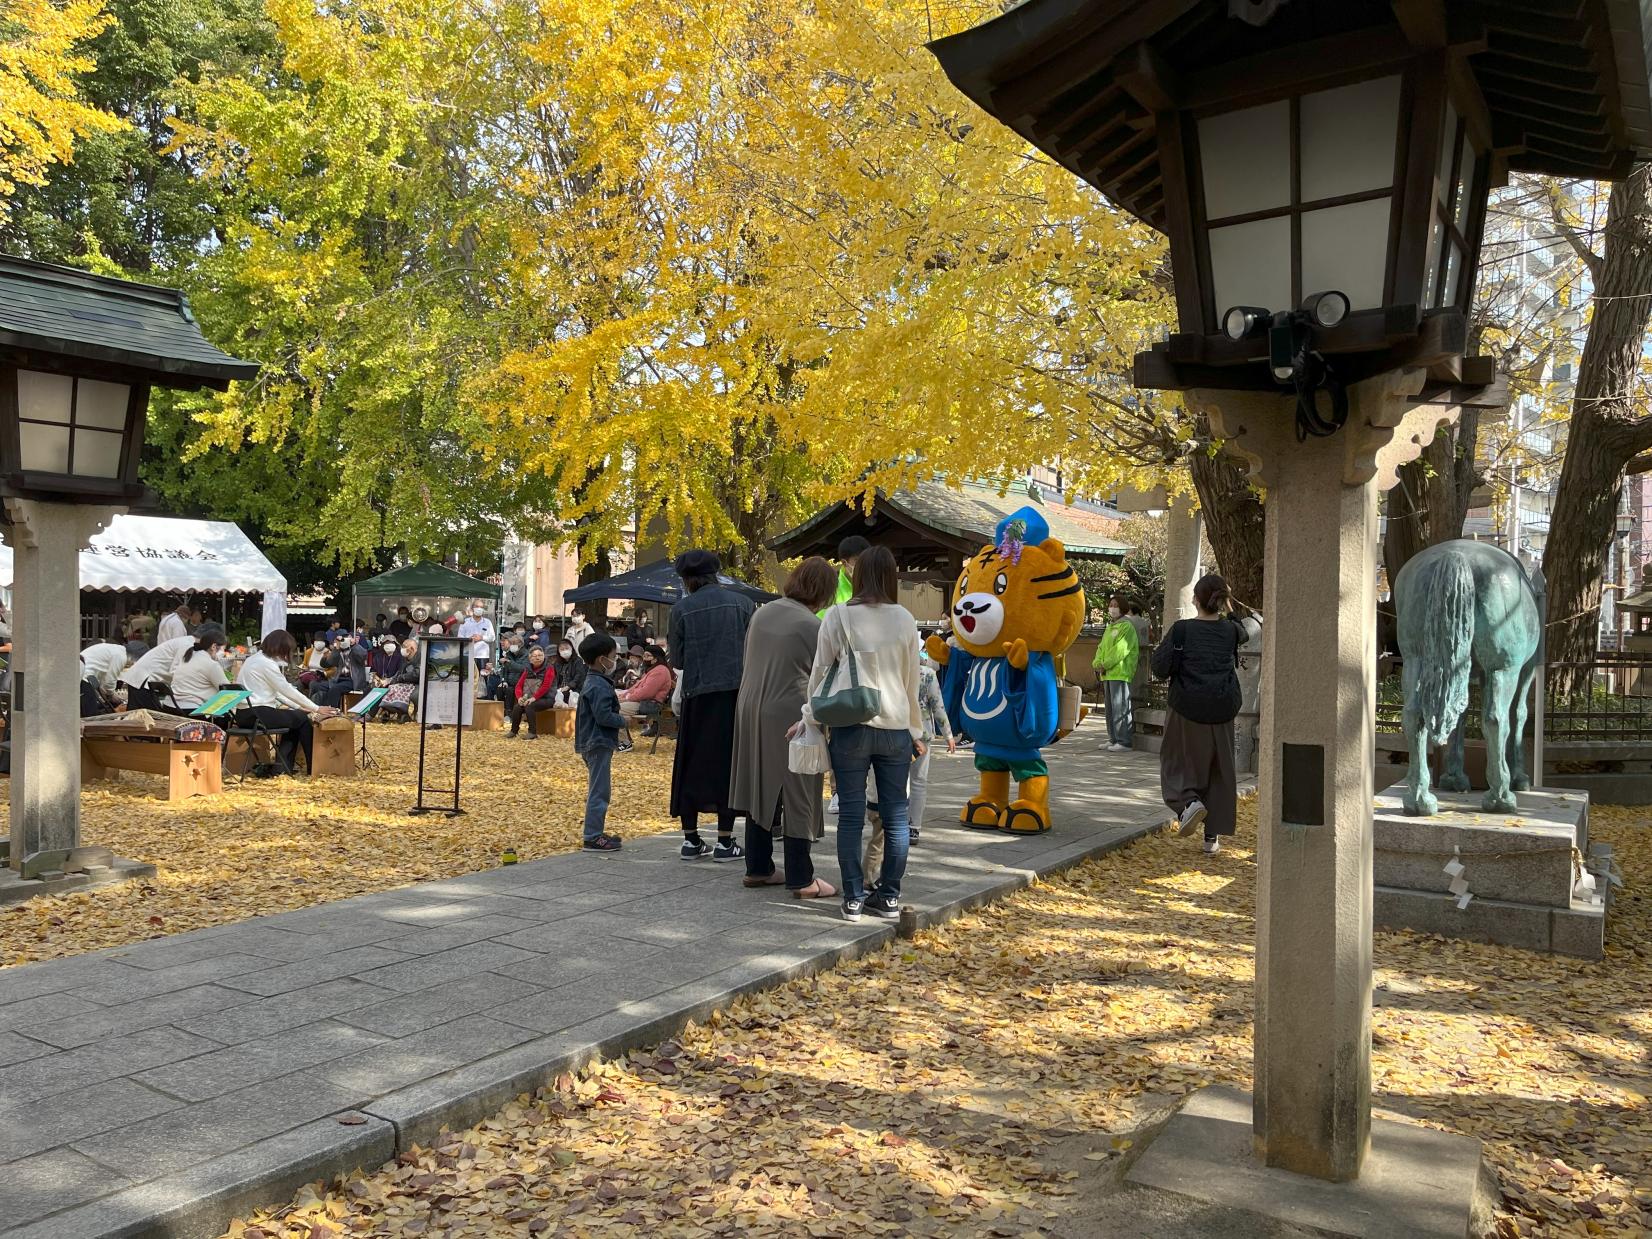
[1104,680,1133,747]
[581,746,612,842]
[830,724,912,902]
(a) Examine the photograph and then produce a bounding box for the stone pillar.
[1189,370,1456,1183]
[6,499,122,878]
[1162,492,1202,631]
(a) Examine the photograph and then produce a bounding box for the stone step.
[1375,884,1606,959]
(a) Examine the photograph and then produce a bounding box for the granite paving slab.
[0,730,1172,1238]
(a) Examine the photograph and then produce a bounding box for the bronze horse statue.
[1394,540,1544,816]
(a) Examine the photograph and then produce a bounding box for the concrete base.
[1374,787,1587,908]
[1375,885,1606,958]
[0,852,156,907]
[1126,1087,1489,1239]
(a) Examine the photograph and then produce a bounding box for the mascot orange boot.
[925,507,1085,833]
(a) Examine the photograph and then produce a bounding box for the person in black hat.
[668,549,756,861]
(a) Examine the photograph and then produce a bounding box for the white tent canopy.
[0,515,289,633]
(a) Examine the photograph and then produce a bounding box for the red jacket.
[516,664,554,702]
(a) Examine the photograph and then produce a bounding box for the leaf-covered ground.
[221,802,1651,1239]
[0,727,679,967]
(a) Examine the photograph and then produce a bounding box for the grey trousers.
[1159,711,1237,838]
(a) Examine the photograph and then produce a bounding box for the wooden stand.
[468,699,505,732]
[536,707,575,739]
[311,717,357,777]
[82,739,222,802]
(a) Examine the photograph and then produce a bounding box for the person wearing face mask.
[166,624,232,711]
[368,636,404,686]
[458,601,496,647]
[564,608,594,649]
[389,607,414,642]
[510,645,556,738]
[618,644,673,733]
[572,634,626,851]
[379,638,422,721]
[494,633,532,703]
[1092,594,1141,753]
[307,651,351,709]
[616,646,644,691]
[528,616,552,651]
[551,638,587,706]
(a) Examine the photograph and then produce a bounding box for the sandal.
[793,878,838,900]
[742,871,785,888]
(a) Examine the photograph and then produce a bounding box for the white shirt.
[80,643,128,694]
[458,616,495,643]
[170,649,229,710]
[565,620,593,647]
[120,635,196,689]
[156,612,189,644]
[240,651,319,713]
[803,602,923,739]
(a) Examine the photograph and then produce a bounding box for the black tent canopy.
[563,559,774,606]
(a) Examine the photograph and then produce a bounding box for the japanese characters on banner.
[83,544,222,561]
[417,636,475,727]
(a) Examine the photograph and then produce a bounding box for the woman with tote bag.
[796,546,924,923]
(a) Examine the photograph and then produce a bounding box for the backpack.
[1166,619,1243,725]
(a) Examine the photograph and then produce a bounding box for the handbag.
[809,606,881,726]
[788,720,831,775]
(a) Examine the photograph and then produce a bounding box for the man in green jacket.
[820,534,868,617]
[1092,595,1140,752]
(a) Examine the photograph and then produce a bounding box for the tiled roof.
[0,255,257,387]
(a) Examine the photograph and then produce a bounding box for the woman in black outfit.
[1150,574,1244,856]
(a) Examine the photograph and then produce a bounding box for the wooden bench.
[468,699,505,732]
[648,705,678,754]
[82,737,222,801]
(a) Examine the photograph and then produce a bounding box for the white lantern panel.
[1208,216,1292,318]
[1443,241,1463,305]
[17,370,72,424]
[1199,100,1290,220]
[1299,75,1401,203]
[1301,197,1392,311]
[75,378,129,430]
[73,428,125,478]
[1424,216,1444,307]
[19,422,70,473]
[1436,102,1459,207]
[1453,143,1479,231]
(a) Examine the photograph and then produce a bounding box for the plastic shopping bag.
[788,721,831,775]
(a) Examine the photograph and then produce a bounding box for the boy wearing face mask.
[573,634,626,851]
[1092,595,1140,753]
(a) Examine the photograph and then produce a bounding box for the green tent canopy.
[351,561,501,628]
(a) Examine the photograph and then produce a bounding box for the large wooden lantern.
[0,255,256,900]
[932,0,1652,403]
[931,0,1652,1204]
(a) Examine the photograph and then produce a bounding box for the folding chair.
[193,689,290,782]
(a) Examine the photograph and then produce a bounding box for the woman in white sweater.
[169,624,231,710]
[236,629,331,774]
[800,545,924,923]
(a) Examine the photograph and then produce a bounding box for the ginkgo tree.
[0,0,120,220]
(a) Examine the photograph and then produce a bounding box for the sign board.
[417,637,474,727]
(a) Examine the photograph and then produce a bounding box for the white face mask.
[313,640,325,650]
[472,607,483,616]
[559,646,573,658]
[1108,607,1121,619]
[532,620,544,630]
[382,641,396,651]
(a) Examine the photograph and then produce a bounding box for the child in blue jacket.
[574,634,626,851]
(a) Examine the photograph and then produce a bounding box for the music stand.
[347,687,390,773]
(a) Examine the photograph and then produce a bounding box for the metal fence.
[1374,653,1652,743]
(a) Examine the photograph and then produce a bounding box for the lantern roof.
[0,254,257,390]
[929,0,1652,233]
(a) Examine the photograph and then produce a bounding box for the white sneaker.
[1203,837,1221,855]
[827,794,840,815]
[1107,742,1129,753]
[1177,800,1207,837]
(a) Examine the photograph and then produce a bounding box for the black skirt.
[670,689,739,816]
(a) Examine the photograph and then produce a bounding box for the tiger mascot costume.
[925,506,1085,833]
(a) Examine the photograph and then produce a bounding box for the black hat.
[674,549,721,577]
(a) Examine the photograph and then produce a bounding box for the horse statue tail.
[1414,548,1475,734]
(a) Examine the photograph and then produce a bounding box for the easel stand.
[356,715,379,773]
[408,637,465,817]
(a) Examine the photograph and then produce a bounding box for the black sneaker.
[617,739,633,753]
[583,834,623,852]
[842,896,865,922]
[909,827,921,846]
[863,893,901,921]
[680,838,712,861]
[712,839,745,863]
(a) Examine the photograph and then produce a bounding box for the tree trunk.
[1543,165,1652,692]
[1189,444,1266,615]
[577,546,613,623]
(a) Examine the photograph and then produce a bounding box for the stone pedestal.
[1374,785,1604,957]
[1191,371,1461,1183]
[1162,492,1202,630]
[2,499,154,902]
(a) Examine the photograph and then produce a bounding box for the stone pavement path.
[0,735,1172,1239]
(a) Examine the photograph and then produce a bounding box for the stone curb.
[11,793,1194,1239]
